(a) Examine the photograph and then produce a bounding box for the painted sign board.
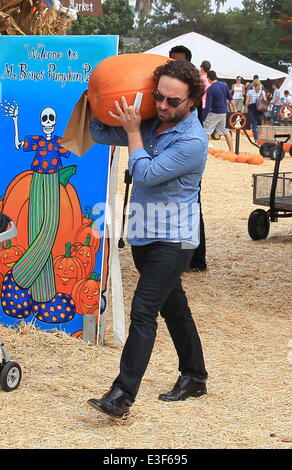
[62,0,103,17]
[0,35,118,342]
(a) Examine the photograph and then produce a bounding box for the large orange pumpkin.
[1,166,83,258]
[87,53,171,126]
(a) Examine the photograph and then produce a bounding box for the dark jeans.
[113,242,208,402]
[248,103,263,140]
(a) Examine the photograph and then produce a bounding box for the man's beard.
[158,108,190,123]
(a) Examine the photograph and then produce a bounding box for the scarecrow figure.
[0,100,76,324]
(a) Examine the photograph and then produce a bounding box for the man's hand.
[109,96,142,134]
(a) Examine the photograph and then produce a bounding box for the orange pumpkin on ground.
[72,272,101,315]
[247,154,264,165]
[54,243,86,295]
[0,240,25,277]
[88,53,172,126]
[208,148,218,155]
[235,153,250,163]
[225,152,237,162]
[214,151,222,158]
[1,166,83,257]
[219,152,233,160]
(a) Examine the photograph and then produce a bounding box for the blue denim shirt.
[90,110,208,246]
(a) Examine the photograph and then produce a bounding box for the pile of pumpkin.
[208,148,264,164]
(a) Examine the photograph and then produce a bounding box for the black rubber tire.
[248,209,270,240]
[270,146,285,161]
[259,143,276,158]
[0,361,22,391]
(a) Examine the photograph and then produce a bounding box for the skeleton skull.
[41,107,56,138]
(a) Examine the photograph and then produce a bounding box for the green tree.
[95,0,134,36]
[69,0,134,37]
[136,0,212,49]
[69,16,100,35]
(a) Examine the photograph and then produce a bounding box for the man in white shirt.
[270,83,281,123]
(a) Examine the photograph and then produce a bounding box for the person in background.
[87,60,208,420]
[270,83,281,123]
[168,44,192,62]
[231,76,245,112]
[169,45,208,272]
[247,74,262,91]
[200,60,211,110]
[282,89,292,106]
[203,70,236,152]
[245,79,267,141]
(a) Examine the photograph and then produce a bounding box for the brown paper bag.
[60,90,94,157]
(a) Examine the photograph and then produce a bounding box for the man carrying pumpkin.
[88,59,208,419]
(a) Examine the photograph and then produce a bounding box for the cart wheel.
[270,146,285,161]
[0,361,22,392]
[259,143,276,158]
[248,209,270,240]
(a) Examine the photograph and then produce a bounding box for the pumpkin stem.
[84,234,91,246]
[84,206,92,217]
[90,273,100,281]
[59,166,77,186]
[65,243,72,258]
[5,240,11,249]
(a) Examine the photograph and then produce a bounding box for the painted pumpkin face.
[76,247,91,267]
[78,279,100,313]
[0,242,25,276]
[72,274,101,315]
[54,244,86,296]
[54,257,84,295]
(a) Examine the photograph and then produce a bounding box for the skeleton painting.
[0,100,78,323]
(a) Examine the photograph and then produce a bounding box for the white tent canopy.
[145,32,288,81]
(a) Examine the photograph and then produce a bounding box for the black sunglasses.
[152,90,189,108]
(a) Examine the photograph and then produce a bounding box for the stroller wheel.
[0,361,22,392]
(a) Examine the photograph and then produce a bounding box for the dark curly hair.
[169,45,192,62]
[153,60,205,108]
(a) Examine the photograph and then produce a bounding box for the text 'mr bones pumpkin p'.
[87,53,171,126]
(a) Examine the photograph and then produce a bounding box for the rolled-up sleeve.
[128,138,206,186]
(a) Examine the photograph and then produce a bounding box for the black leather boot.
[87,386,133,419]
[158,375,207,402]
